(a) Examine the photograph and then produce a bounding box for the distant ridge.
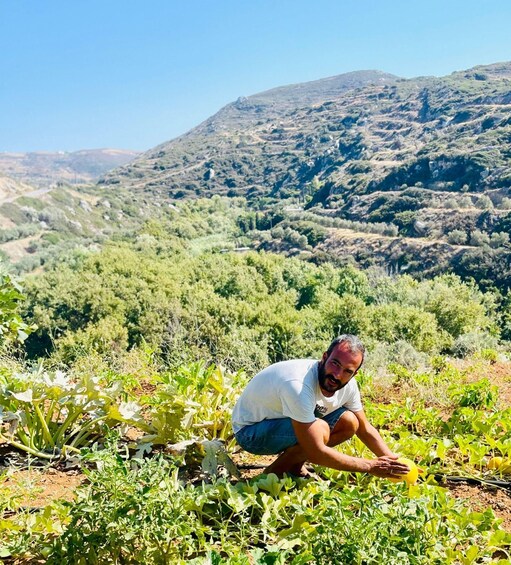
[0,148,140,188]
[450,61,511,79]
[193,70,400,133]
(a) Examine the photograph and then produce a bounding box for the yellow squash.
[487,456,511,473]
[388,457,419,485]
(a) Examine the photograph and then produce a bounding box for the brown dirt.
[468,360,511,407]
[448,483,511,531]
[370,359,511,413]
[3,467,85,507]
[0,234,42,262]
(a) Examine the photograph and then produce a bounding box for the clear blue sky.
[1,0,510,153]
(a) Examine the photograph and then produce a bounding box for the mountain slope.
[99,70,399,194]
[100,64,511,207]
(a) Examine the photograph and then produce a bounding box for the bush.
[326,294,371,337]
[470,229,490,247]
[490,231,510,248]
[447,229,467,245]
[452,331,499,357]
[0,270,34,351]
[368,304,447,353]
[475,195,494,210]
[423,274,493,339]
[54,317,130,364]
[364,340,428,373]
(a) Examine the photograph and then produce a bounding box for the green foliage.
[54,317,130,364]
[423,275,493,339]
[452,332,499,358]
[23,244,185,358]
[0,367,139,459]
[13,447,509,564]
[287,220,327,246]
[0,203,32,224]
[22,243,500,366]
[470,229,491,247]
[449,379,498,409]
[363,340,428,373]
[326,294,371,337]
[447,229,467,245]
[0,270,34,350]
[0,223,39,243]
[368,304,447,353]
[490,231,510,249]
[141,363,247,447]
[336,264,371,300]
[372,273,495,346]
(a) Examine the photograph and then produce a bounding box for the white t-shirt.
[232,359,363,433]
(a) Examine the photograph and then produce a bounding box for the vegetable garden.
[1,235,511,563]
[1,359,511,564]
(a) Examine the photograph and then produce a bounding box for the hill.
[100,63,511,206]
[98,63,511,288]
[0,148,140,188]
[2,64,511,290]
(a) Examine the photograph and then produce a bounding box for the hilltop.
[100,63,511,206]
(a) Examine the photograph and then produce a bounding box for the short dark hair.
[326,334,365,363]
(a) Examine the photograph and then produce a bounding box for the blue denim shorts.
[234,406,348,455]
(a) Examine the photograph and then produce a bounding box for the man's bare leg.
[264,411,360,477]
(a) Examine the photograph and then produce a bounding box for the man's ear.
[353,359,364,377]
[321,351,328,364]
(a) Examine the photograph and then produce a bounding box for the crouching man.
[232,334,409,478]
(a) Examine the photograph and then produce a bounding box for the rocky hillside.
[0,175,36,204]
[97,63,511,289]
[0,149,140,188]
[99,71,399,196]
[101,64,511,206]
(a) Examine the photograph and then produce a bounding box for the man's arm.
[353,409,396,457]
[292,418,409,478]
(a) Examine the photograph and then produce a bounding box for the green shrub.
[0,367,136,459]
[368,304,447,353]
[41,447,510,565]
[364,340,428,373]
[0,271,34,350]
[447,229,467,245]
[452,332,499,357]
[0,203,31,224]
[54,317,129,364]
[477,348,499,363]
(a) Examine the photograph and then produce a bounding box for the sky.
[1,0,511,153]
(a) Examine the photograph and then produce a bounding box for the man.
[232,334,410,478]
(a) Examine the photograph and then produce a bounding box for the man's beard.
[318,360,348,393]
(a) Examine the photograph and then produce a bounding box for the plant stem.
[52,409,81,446]
[2,436,55,459]
[69,416,108,448]
[34,402,55,448]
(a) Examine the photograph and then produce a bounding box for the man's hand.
[367,455,411,478]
